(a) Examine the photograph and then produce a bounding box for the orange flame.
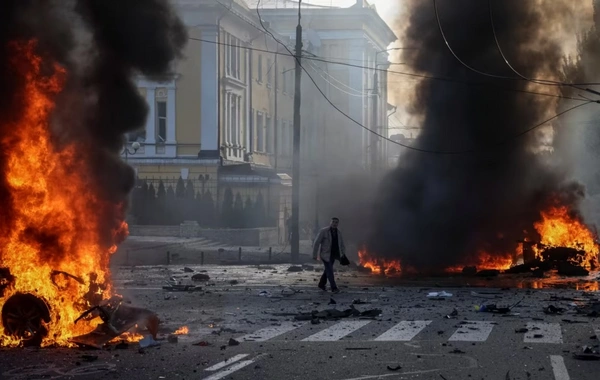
[174,326,189,335]
[0,41,127,346]
[358,249,402,275]
[109,332,144,343]
[360,202,599,275]
[534,205,599,268]
[445,251,514,273]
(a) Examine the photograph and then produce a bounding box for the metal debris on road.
[387,365,402,371]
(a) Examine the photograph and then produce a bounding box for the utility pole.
[370,72,378,173]
[291,0,302,262]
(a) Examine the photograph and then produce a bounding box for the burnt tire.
[1,293,50,346]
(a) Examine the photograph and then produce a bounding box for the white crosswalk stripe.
[238,322,305,342]
[448,321,495,342]
[524,322,563,344]
[223,319,597,345]
[375,320,432,341]
[302,320,371,342]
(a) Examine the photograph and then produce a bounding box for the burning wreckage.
[0,1,185,348]
[358,204,600,277]
[0,269,159,348]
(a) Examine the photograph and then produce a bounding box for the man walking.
[313,217,346,293]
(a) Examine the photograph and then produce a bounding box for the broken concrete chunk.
[192,273,211,282]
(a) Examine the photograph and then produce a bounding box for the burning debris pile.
[366,0,599,273]
[0,0,185,347]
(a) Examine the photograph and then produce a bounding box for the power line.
[212,0,596,155]
[188,37,586,102]
[433,0,600,88]
[251,3,595,154]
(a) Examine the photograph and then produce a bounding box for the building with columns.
[124,0,396,240]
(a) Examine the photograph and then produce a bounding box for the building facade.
[124,0,396,241]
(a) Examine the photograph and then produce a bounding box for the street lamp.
[122,141,140,163]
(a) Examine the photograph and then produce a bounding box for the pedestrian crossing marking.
[224,319,595,344]
[524,322,562,344]
[374,320,432,341]
[238,322,304,342]
[302,320,371,341]
[205,354,249,372]
[448,321,495,342]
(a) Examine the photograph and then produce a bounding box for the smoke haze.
[368,0,588,271]
[0,0,186,251]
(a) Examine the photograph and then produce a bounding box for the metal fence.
[130,176,288,228]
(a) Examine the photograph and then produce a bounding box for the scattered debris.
[543,305,565,315]
[515,328,528,333]
[258,290,272,297]
[70,296,159,349]
[192,341,212,347]
[302,264,315,271]
[295,306,382,321]
[167,334,178,343]
[449,348,465,354]
[427,291,452,299]
[387,365,402,371]
[81,355,98,362]
[329,297,337,305]
[139,336,160,349]
[352,299,368,305]
[228,338,240,346]
[229,280,239,285]
[445,309,458,319]
[345,347,372,351]
[183,267,194,273]
[573,346,600,361]
[192,273,210,282]
[470,291,500,299]
[163,284,202,292]
[287,266,303,272]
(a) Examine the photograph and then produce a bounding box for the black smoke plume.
[0,0,186,250]
[368,0,584,271]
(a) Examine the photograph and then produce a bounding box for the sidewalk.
[112,235,314,266]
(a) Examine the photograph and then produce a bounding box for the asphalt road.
[1,264,599,380]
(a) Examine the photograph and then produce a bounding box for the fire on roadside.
[174,326,189,335]
[0,41,127,347]
[359,201,599,274]
[358,249,402,275]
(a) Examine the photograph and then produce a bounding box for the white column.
[166,87,177,157]
[349,43,365,168]
[145,87,156,156]
[200,28,219,153]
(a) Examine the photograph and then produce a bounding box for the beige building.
[124,0,396,240]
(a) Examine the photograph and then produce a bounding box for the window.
[266,115,273,153]
[257,54,263,82]
[266,58,272,86]
[225,33,241,79]
[281,120,288,156]
[156,100,167,143]
[282,67,287,93]
[225,92,242,158]
[256,111,264,152]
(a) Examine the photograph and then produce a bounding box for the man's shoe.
[332,288,340,294]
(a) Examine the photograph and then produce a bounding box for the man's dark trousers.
[318,259,337,290]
